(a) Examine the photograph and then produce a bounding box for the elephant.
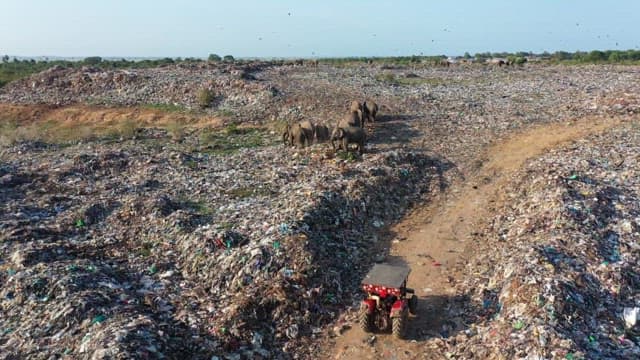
[488,58,507,67]
[282,124,292,146]
[350,100,363,112]
[362,101,379,123]
[330,126,366,154]
[349,100,364,125]
[283,120,314,148]
[287,123,310,148]
[298,120,315,142]
[330,110,364,148]
[314,124,330,143]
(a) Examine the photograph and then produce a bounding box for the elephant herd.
[282,100,379,155]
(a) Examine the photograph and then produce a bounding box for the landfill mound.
[0,62,280,122]
[0,132,444,358]
[2,63,640,359]
[435,124,640,358]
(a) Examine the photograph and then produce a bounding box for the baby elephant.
[331,126,366,154]
[362,101,379,123]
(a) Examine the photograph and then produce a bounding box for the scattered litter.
[1,62,639,359]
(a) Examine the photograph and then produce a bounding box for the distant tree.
[475,52,491,60]
[83,56,102,65]
[223,55,235,62]
[463,52,472,59]
[208,53,221,62]
[553,51,572,61]
[586,50,606,62]
[1,55,8,63]
[629,50,640,61]
[608,52,622,62]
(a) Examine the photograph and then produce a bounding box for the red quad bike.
[359,263,418,339]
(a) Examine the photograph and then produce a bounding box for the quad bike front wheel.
[392,309,408,339]
[359,304,373,333]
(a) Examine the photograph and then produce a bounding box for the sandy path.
[321,116,623,359]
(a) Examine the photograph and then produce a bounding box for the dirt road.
[321,116,623,359]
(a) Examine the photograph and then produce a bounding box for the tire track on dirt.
[322,116,625,359]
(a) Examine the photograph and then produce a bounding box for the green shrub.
[196,88,216,109]
[208,54,221,62]
[165,121,186,142]
[514,57,527,65]
[223,55,235,62]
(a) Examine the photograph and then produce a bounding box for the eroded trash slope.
[434,124,640,359]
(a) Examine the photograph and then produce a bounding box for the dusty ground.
[1,62,639,359]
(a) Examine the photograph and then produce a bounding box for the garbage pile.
[0,133,443,358]
[0,62,280,121]
[2,62,640,359]
[432,124,640,358]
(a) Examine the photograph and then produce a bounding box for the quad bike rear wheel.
[359,304,373,333]
[392,310,407,339]
[409,295,418,315]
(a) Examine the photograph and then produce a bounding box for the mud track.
[322,115,624,359]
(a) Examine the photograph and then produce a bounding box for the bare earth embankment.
[1,62,639,359]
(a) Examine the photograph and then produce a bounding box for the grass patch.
[165,121,186,142]
[138,242,155,257]
[215,109,235,118]
[0,120,93,145]
[199,125,269,155]
[217,222,234,230]
[336,150,358,161]
[103,118,140,140]
[0,117,145,146]
[142,103,188,113]
[182,199,213,216]
[118,119,140,139]
[267,118,289,135]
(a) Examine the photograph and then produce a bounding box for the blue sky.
[1,0,638,58]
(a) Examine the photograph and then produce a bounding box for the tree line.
[2,49,640,87]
